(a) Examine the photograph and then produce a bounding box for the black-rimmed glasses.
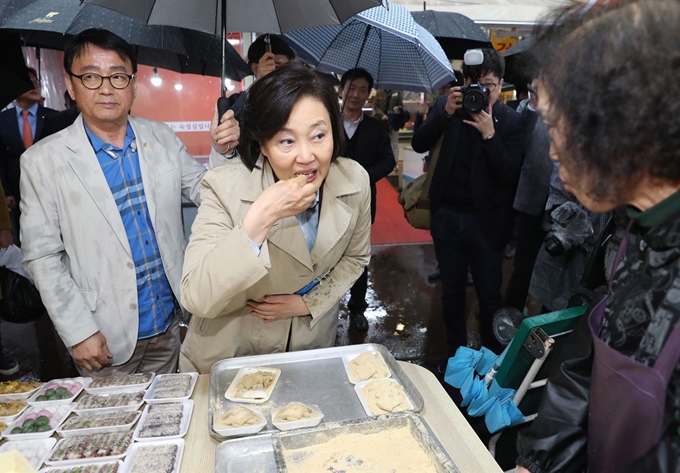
[69,72,135,90]
[481,82,499,92]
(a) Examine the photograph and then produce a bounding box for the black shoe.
[349,311,369,332]
[0,353,19,376]
[428,268,441,281]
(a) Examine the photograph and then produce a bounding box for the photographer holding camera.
[412,48,524,357]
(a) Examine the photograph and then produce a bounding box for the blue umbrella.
[284,2,456,93]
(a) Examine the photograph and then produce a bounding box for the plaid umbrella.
[411,10,491,59]
[285,3,455,93]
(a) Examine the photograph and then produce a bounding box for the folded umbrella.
[285,2,456,93]
[484,380,525,433]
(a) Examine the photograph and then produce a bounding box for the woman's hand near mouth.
[243,174,319,244]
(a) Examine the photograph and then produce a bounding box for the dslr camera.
[544,201,595,257]
[459,49,489,116]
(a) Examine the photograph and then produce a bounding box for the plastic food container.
[271,402,323,431]
[85,373,155,395]
[212,405,267,437]
[342,351,392,384]
[143,372,198,404]
[73,391,145,416]
[44,431,134,467]
[120,438,184,473]
[27,378,91,407]
[0,437,57,470]
[2,404,73,440]
[0,381,44,402]
[133,400,193,441]
[57,411,141,438]
[39,460,123,473]
[0,400,29,423]
[354,378,415,417]
[224,367,281,404]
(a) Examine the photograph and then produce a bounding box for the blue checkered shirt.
[85,123,175,339]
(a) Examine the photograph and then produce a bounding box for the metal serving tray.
[215,413,459,473]
[208,344,423,440]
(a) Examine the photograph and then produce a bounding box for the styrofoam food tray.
[0,437,57,470]
[212,405,266,437]
[39,460,123,473]
[0,383,43,402]
[73,391,145,416]
[57,410,141,438]
[2,403,73,440]
[120,438,184,473]
[0,400,29,423]
[143,372,198,404]
[271,402,323,431]
[342,351,392,384]
[84,373,155,395]
[27,377,91,407]
[354,378,415,417]
[133,400,193,441]
[224,366,281,404]
[44,431,134,467]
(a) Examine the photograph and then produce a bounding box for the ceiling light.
[151,68,162,86]
[228,38,240,45]
[174,83,183,91]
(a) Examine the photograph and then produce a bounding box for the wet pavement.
[0,242,513,385]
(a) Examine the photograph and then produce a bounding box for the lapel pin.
[143,142,148,147]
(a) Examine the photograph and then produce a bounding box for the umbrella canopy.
[285,3,456,93]
[411,10,491,59]
[0,32,34,109]
[502,37,535,90]
[85,0,383,35]
[0,0,251,80]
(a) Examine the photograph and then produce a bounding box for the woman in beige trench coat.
[179,64,372,373]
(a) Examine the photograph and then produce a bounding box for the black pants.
[348,267,369,314]
[431,208,504,356]
[504,211,547,312]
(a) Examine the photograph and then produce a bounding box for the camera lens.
[545,236,565,257]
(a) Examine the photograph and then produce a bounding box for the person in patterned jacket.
[516,1,680,472]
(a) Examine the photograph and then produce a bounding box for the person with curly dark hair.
[516,1,680,472]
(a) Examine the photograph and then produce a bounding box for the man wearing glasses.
[0,67,58,244]
[412,47,524,359]
[19,29,240,376]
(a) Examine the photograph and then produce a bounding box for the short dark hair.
[339,68,374,91]
[463,47,505,80]
[247,34,296,64]
[63,29,137,75]
[532,0,680,201]
[239,63,345,170]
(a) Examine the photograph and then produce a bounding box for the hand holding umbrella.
[210,107,240,154]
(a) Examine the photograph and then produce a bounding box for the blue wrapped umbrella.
[285,2,456,93]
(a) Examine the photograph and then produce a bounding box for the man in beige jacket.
[19,29,239,376]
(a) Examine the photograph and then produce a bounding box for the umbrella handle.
[217,97,230,124]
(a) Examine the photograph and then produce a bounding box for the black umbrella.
[411,10,491,59]
[0,32,34,109]
[502,37,535,92]
[0,0,251,80]
[84,0,383,117]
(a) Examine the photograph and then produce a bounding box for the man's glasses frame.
[69,72,135,90]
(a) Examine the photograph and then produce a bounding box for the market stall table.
[181,362,503,473]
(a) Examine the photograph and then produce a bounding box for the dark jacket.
[517,212,680,473]
[40,106,79,140]
[344,114,396,222]
[0,104,58,200]
[411,96,524,249]
[514,111,553,216]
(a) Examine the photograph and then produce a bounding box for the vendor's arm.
[300,167,372,328]
[19,152,108,369]
[180,171,316,319]
[516,313,594,473]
